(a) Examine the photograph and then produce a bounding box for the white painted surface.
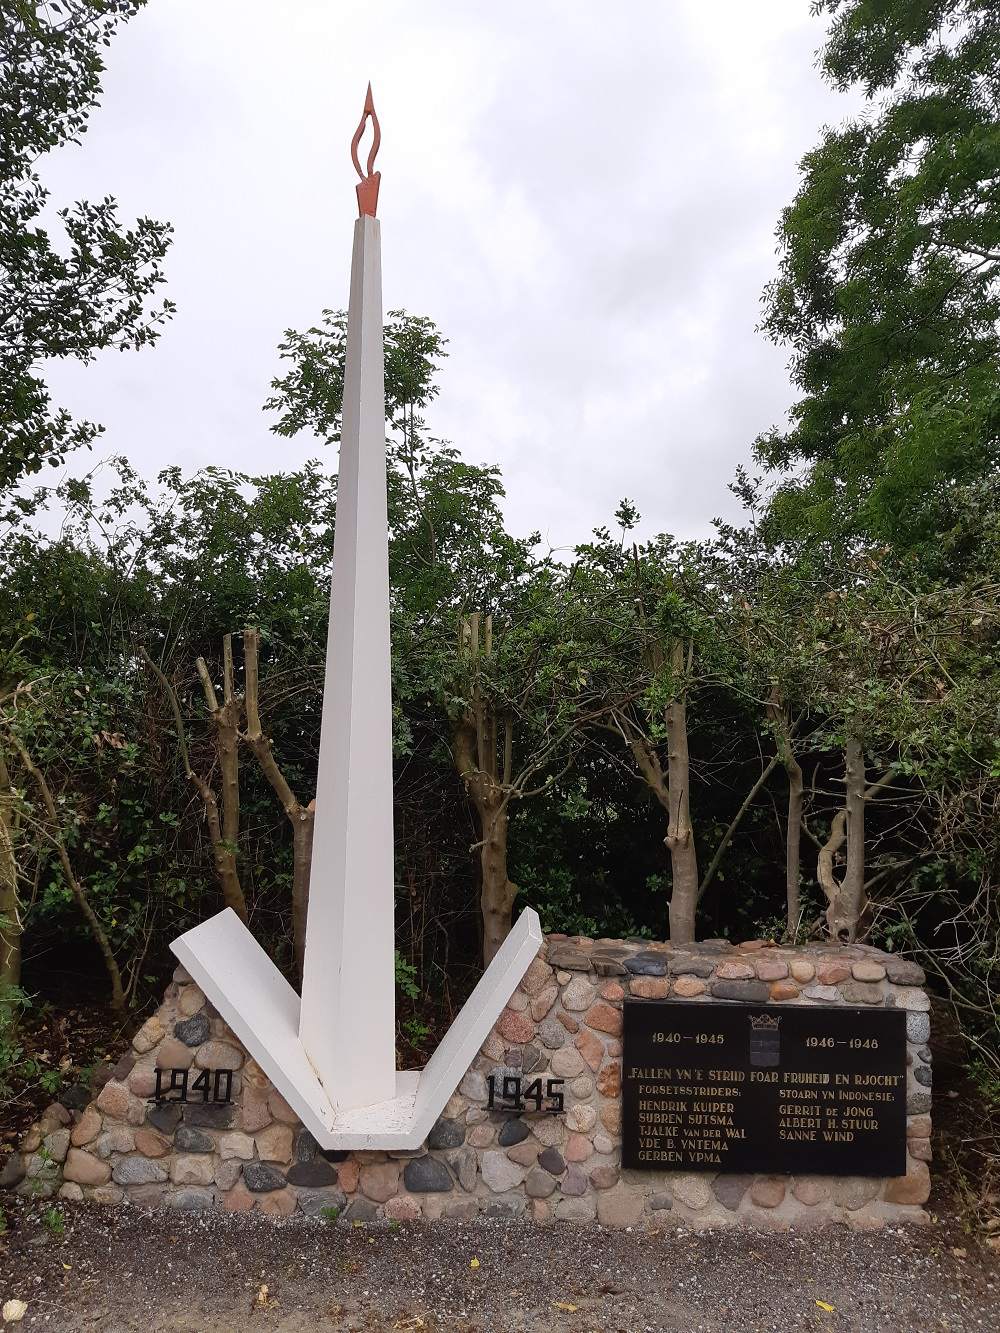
[299,212,397,1111]
[171,909,336,1140]
[171,906,543,1149]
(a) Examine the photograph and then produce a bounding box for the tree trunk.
[819,747,891,944]
[242,629,313,974]
[8,734,125,1009]
[836,737,867,943]
[664,640,698,944]
[480,803,516,966]
[0,749,20,993]
[454,614,519,966]
[195,643,247,922]
[766,691,803,940]
[143,648,248,922]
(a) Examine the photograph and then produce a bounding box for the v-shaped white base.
[169,907,542,1150]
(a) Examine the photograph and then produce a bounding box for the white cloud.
[38,0,855,547]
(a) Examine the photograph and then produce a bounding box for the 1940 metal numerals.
[486,1074,564,1114]
[149,1067,233,1105]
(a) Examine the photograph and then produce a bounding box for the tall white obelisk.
[170,88,542,1147]
[298,86,397,1110]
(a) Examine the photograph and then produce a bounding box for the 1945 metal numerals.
[486,1074,564,1114]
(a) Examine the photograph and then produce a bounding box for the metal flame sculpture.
[351,83,381,217]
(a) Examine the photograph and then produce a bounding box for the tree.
[756,0,1000,559]
[0,1,173,502]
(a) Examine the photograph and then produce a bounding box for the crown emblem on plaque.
[749,1013,782,1031]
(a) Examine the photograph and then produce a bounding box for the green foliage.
[1,2,174,499]
[319,1205,341,1222]
[757,0,1000,559]
[41,1206,64,1237]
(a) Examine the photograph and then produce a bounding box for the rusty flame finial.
[351,82,381,218]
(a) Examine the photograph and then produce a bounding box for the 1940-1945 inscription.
[623,1000,906,1176]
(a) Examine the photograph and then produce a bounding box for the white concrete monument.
[171,87,541,1149]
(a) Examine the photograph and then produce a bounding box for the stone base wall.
[3,934,933,1229]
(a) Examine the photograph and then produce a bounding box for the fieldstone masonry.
[3,934,933,1229]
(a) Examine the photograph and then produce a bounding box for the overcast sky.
[40,0,854,550]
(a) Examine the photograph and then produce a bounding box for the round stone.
[481,1150,525,1193]
[623,953,668,977]
[790,960,815,983]
[525,1167,556,1198]
[243,1162,286,1193]
[717,960,755,980]
[906,1012,931,1044]
[174,1014,210,1047]
[550,1046,585,1078]
[112,1156,167,1186]
[851,961,886,982]
[175,1125,213,1153]
[427,1117,465,1150]
[287,1159,338,1187]
[566,1103,597,1133]
[537,1017,565,1050]
[538,1147,565,1175]
[194,1041,243,1071]
[563,977,597,1011]
[497,1119,529,1148]
[672,976,706,997]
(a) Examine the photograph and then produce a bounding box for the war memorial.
[4,90,934,1233]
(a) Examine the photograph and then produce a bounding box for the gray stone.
[459,1071,487,1103]
[537,1147,565,1175]
[891,987,931,1012]
[427,1117,465,1150]
[907,1091,932,1115]
[448,1147,478,1192]
[42,1129,70,1163]
[623,952,668,977]
[839,980,884,1005]
[917,1046,932,1064]
[481,1150,525,1193]
[242,1161,285,1193]
[169,1187,214,1210]
[521,1044,545,1074]
[403,1155,453,1193]
[538,1018,566,1049]
[560,1164,588,1196]
[590,955,627,976]
[498,1119,529,1147]
[547,947,592,971]
[668,956,715,978]
[294,1129,320,1162]
[344,1198,379,1224]
[525,1167,556,1198]
[712,1173,752,1211]
[906,1012,931,1044]
[297,1187,347,1217]
[649,1191,672,1212]
[174,1013,211,1046]
[112,1156,168,1186]
[913,1065,933,1086]
[802,984,842,1003]
[0,1153,26,1188]
[711,980,769,1003]
[182,1103,234,1129]
[483,1192,527,1218]
[146,1103,182,1134]
[175,1124,214,1153]
[885,959,926,985]
[286,1159,338,1187]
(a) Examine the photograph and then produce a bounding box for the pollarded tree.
[1,2,174,502]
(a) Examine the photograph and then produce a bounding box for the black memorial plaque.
[623,1000,906,1176]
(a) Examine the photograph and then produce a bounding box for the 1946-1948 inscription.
[622,1000,907,1176]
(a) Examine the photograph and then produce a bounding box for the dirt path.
[0,1199,997,1332]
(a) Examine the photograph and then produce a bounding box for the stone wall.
[3,934,933,1229]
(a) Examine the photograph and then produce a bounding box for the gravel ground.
[0,1200,998,1332]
